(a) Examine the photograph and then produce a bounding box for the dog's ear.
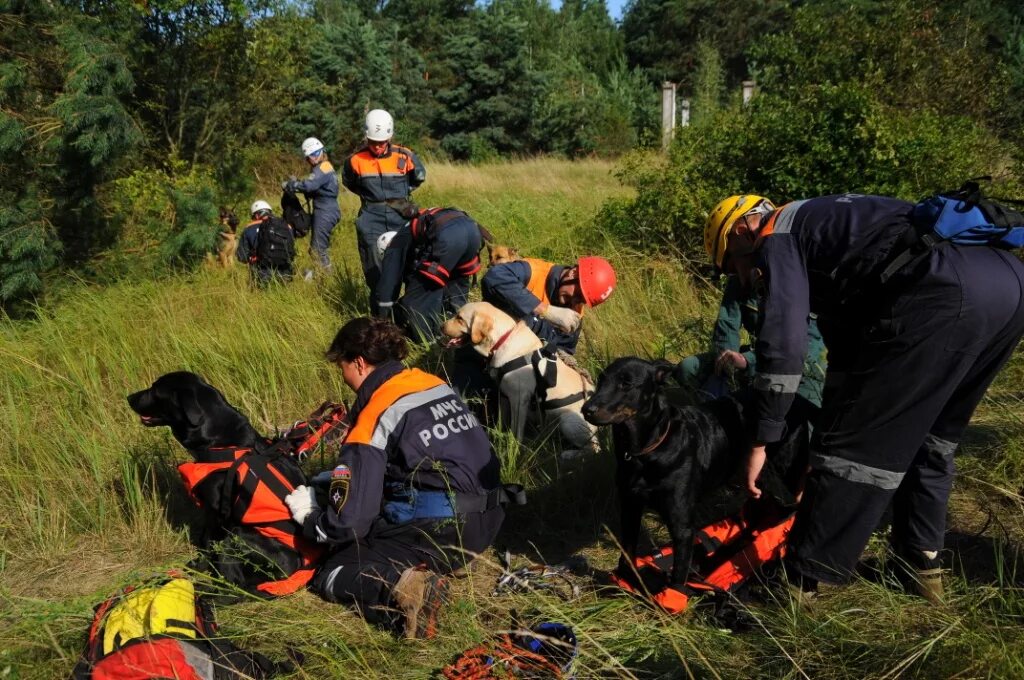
[180,385,208,429]
[470,312,494,345]
[653,359,676,385]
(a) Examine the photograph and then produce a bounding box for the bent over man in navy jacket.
[376,200,485,342]
[706,192,1024,603]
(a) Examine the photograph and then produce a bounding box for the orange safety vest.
[523,258,555,305]
[609,512,796,614]
[345,368,447,446]
[348,144,417,176]
[177,449,323,597]
[523,257,584,315]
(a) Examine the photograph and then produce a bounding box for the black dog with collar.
[582,357,813,589]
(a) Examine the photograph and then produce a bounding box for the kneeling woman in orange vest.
[284,317,507,639]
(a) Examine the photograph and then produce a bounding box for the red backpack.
[69,575,286,679]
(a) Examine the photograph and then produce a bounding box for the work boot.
[393,567,449,640]
[894,547,945,604]
[773,562,818,610]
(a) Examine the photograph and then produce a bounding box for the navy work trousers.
[309,211,338,270]
[356,205,407,311]
[309,508,503,629]
[785,245,1024,583]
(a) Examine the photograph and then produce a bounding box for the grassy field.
[2,158,1023,678]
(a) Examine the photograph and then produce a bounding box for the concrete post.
[679,98,691,128]
[742,80,756,105]
[661,81,677,151]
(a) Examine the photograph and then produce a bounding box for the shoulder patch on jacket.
[319,160,335,173]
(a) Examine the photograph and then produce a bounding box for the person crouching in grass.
[284,317,507,638]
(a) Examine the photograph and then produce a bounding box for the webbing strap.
[543,391,585,410]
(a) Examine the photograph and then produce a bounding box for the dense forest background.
[2,0,1024,310]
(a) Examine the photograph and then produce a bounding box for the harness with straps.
[412,208,492,285]
[609,509,796,615]
[178,448,322,597]
[489,341,589,411]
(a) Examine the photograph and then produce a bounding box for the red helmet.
[577,256,616,307]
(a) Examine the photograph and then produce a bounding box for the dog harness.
[178,448,323,596]
[489,341,590,411]
[609,510,797,615]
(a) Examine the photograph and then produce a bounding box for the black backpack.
[281,190,310,238]
[255,216,295,270]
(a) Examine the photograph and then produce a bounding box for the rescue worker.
[481,255,617,354]
[342,110,426,310]
[676,196,826,405]
[283,317,506,639]
[375,199,487,343]
[283,137,340,279]
[707,192,1024,603]
[235,200,294,285]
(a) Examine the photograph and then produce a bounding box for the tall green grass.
[2,159,1023,678]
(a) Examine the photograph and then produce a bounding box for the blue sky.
[550,0,628,21]
[605,0,627,21]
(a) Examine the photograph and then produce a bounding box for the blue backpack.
[879,178,1024,284]
[912,178,1024,249]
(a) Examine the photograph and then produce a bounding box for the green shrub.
[599,0,1023,260]
[92,162,223,280]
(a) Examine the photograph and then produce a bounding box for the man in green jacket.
[675,200,826,407]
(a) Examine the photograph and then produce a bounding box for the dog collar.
[638,419,675,455]
[489,322,520,357]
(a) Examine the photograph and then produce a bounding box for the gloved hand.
[541,304,582,333]
[281,180,291,191]
[284,485,318,524]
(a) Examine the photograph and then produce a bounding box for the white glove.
[541,304,582,333]
[284,485,318,524]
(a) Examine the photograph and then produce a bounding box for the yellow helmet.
[703,194,773,268]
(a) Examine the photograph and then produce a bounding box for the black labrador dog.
[582,357,813,590]
[128,371,311,592]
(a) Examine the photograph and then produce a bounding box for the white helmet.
[376,230,398,258]
[250,200,272,216]
[301,137,324,157]
[364,109,394,142]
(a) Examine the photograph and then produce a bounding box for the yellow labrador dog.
[442,301,599,459]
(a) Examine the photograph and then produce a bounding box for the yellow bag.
[101,578,198,654]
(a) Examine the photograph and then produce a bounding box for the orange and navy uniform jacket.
[342,143,426,207]
[375,208,484,307]
[303,361,501,545]
[481,258,582,353]
[177,449,322,596]
[289,159,340,224]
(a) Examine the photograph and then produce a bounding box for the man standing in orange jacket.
[342,109,426,312]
